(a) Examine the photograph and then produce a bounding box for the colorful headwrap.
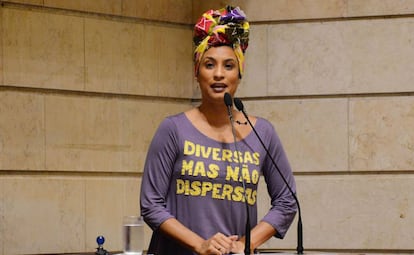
[193,6,250,78]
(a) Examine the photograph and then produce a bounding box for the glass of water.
[123,216,144,255]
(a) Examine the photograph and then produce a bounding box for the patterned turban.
[193,6,250,78]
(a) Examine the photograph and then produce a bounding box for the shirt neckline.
[180,112,258,145]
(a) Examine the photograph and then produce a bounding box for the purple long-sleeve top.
[140,113,297,254]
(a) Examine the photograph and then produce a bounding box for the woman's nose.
[213,65,225,80]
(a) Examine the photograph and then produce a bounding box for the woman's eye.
[205,63,214,69]
[225,63,235,70]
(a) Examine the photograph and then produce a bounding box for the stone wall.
[1,0,413,254]
[0,1,193,254]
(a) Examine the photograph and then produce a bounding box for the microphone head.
[224,92,233,107]
[234,97,244,111]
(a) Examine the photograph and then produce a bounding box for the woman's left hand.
[230,239,245,254]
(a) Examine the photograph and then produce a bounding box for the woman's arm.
[232,221,277,253]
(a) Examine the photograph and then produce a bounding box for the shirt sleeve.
[140,117,179,230]
[260,119,298,239]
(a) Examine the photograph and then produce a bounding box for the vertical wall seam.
[347,97,350,173]
[83,17,86,91]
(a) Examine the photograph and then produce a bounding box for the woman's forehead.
[203,46,237,60]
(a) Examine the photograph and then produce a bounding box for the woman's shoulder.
[251,116,282,141]
[156,112,187,131]
[254,116,275,130]
[165,112,186,122]
[152,113,192,143]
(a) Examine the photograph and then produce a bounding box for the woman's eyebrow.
[203,56,237,62]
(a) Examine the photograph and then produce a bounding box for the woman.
[140,6,297,255]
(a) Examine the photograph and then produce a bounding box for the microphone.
[234,97,304,254]
[224,92,234,121]
[223,92,251,255]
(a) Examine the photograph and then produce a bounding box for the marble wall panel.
[139,24,162,96]
[85,178,130,252]
[44,0,122,16]
[122,0,192,24]
[347,0,414,17]
[0,91,45,170]
[4,0,43,5]
[267,22,352,96]
[1,176,85,254]
[349,96,414,171]
[243,0,347,22]
[238,25,267,97]
[44,94,190,172]
[6,0,193,24]
[0,6,3,85]
[267,18,414,96]
[346,18,414,94]
[259,174,414,250]
[84,18,153,95]
[246,98,348,173]
[83,177,151,252]
[156,25,194,98]
[45,95,124,172]
[85,18,193,98]
[0,179,3,255]
[2,8,84,90]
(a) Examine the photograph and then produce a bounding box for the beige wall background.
[1,0,413,254]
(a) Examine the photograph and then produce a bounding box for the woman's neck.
[198,104,234,127]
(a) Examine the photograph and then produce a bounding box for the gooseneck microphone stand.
[224,93,251,255]
[234,97,304,254]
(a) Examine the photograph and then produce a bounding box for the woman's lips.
[211,83,227,92]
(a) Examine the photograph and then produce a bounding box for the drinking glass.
[123,216,144,255]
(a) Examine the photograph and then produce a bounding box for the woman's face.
[197,46,240,103]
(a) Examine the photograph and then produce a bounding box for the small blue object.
[96,235,105,246]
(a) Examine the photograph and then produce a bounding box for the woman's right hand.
[195,233,239,255]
